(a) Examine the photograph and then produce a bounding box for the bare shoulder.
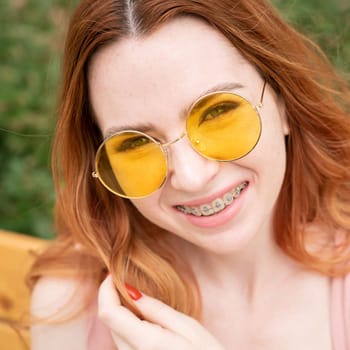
[30,276,96,350]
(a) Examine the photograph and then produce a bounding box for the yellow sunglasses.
[93,81,266,198]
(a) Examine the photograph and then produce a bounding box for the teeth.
[191,207,202,216]
[200,204,215,216]
[176,181,248,217]
[223,192,233,205]
[176,205,187,213]
[176,205,192,214]
[212,198,225,213]
[183,206,192,214]
[232,187,241,198]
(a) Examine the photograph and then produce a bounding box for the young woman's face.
[89,17,289,254]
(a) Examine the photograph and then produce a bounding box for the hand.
[98,275,225,350]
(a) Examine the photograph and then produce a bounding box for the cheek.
[258,102,288,160]
[242,109,288,188]
[130,196,164,224]
[257,131,287,193]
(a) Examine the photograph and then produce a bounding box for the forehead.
[89,16,238,71]
[88,16,258,133]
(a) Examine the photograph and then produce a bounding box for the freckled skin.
[89,17,288,255]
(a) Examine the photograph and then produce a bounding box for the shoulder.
[30,276,96,350]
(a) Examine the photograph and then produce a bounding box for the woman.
[30,0,350,349]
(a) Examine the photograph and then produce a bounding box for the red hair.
[29,0,350,318]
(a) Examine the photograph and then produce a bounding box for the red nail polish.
[125,283,142,300]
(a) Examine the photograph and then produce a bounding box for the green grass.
[0,0,76,238]
[274,0,350,73]
[0,0,349,239]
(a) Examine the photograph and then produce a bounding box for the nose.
[166,136,220,193]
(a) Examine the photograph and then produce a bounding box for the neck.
[176,220,302,303]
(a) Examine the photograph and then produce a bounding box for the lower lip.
[179,184,248,228]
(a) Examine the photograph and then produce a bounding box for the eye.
[117,135,151,152]
[199,101,239,125]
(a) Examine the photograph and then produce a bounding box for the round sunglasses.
[92,81,266,198]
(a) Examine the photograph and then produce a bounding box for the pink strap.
[331,274,350,350]
[87,300,117,350]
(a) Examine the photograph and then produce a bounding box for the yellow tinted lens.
[96,131,166,198]
[187,93,261,160]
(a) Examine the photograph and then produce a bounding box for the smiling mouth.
[175,181,248,217]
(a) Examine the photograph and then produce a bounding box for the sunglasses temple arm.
[260,80,267,103]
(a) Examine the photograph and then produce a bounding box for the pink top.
[331,274,350,350]
[87,276,350,349]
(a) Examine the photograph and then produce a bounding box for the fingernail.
[125,283,142,300]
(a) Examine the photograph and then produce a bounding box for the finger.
[131,291,224,348]
[134,293,201,339]
[98,275,121,308]
[109,332,134,350]
[98,276,173,349]
[98,275,139,328]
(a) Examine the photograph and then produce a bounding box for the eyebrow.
[104,122,154,140]
[201,82,244,96]
[103,81,245,139]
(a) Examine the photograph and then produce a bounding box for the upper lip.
[174,180,249,207]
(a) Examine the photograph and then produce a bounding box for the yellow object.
[94,91,262,198]
[0,230,49,350]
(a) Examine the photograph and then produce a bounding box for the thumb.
[98,274,122,318]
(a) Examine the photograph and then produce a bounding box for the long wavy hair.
[29,0,350,319]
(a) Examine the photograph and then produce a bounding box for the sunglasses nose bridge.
[165,131,220,193]
[162,132,187,149]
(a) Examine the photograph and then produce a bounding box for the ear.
[277,96,289,135]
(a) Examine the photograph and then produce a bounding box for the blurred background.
[0,0,349,240]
